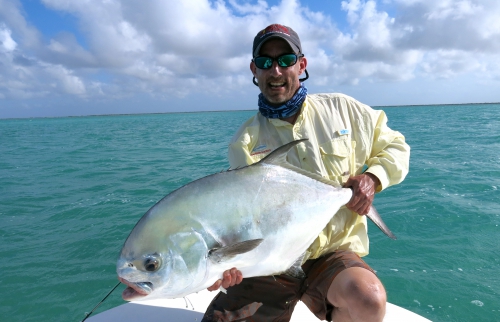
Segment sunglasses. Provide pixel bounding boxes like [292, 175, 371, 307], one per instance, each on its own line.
[253, 53, 303, 69]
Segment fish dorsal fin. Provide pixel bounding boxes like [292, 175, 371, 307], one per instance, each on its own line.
[258, 139, 343, 189]
[208, 239, 264, 263]
[258, 139, 307, 166]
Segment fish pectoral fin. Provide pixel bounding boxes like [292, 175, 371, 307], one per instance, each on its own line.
[208, 239, 264, 263]
[283, 252, 306, 279]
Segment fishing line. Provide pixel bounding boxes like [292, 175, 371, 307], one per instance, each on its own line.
[183, 296, 194, 310]
[81, 282, 121, 322]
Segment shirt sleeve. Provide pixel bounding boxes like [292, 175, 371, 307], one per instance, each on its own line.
[364, 109, 410, 192]
[228, 134, 254, 169]
[227, 116, 261, 169]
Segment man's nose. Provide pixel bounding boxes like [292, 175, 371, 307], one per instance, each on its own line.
[269, 62, 283, 76]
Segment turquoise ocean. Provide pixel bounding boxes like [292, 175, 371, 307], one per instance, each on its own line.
[1, 104, 499, 322]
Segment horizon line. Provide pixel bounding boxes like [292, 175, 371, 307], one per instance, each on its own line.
[1, 101, 499, 121]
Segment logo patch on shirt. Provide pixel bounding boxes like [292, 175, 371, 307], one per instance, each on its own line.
[338, 129, 350, 135]
[251, 144, 271, 156]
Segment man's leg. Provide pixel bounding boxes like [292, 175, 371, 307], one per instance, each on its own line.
[300, 250, 385, 322]
[202, 275, 302, 322]
[327, 267, 386, 322]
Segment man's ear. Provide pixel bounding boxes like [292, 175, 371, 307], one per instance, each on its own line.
[299, 56, 307, 74]
[250, 61, 257, 76]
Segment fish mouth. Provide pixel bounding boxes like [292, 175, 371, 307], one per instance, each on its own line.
[119, 277, 153, 301]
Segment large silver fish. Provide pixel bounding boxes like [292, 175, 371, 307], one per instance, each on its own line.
[117, 140, 395, 301]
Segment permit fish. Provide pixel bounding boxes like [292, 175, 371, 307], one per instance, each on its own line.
[117, 139, 395, 301]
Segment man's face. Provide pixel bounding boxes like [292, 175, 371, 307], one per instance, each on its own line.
[250, 38, 307, 105]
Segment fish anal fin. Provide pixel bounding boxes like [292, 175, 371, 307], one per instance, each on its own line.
[283, 252, 307, 279]
[208, 239, 264, 263]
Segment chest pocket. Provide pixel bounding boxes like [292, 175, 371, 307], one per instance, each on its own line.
[319, 137, 353, 181]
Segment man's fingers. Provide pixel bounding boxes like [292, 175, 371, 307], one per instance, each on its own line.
[346, 192, 361, 209]
[224, 268, 243, 288]
[207, 268, 243, 291]
[221, 268, 242, 288]
[229, 268, 237, 285]
[344, 174, 378, 215]
[347, 197, 370, 215]
[235, 270, 243, 284]
[346, 194, 371, 215]
[221, 270, 232, 289]
[358, 203, 370, 216]
[207, 279, 222, 292]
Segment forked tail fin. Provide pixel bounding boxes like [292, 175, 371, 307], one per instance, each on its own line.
[366, 206, 397, 240]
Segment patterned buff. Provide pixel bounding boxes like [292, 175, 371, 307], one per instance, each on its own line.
[258, 83, 308, 119]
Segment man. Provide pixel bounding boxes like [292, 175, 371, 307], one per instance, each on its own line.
[202, 24, 410, 322]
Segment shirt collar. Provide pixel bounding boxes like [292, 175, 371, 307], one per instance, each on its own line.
[268, 100, 308, 127]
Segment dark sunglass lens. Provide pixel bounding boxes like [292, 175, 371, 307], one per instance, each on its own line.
[255, 57, 273, 69]
[278, 54, 297, 67]
[255, 54, 298, 69]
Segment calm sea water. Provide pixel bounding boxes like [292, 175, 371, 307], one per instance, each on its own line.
[1, 104, 499, 322]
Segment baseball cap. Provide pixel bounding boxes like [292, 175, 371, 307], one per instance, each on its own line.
[252, 24, 302, 57]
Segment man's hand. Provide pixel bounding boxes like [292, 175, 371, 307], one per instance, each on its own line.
[207, 267, 243, 292]
[344, 173, 380, 215]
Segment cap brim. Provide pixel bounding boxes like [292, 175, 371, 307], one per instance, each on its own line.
[253, 35, 300, 57]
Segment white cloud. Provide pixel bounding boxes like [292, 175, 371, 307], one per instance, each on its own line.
[45, 64, 87, 96]
[1, 0, 500, 117]
[392, 0, 500, 51]
[423, 0, 482, 20]
[228, 0, 269, 14]
[0, 25, 17, 52]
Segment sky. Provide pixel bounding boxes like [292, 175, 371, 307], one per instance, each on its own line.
[1, 0, 499, 118]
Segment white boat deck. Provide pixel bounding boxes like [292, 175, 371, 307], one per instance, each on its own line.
[88, 290, 431, 321]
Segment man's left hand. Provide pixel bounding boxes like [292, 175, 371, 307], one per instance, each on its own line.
[207, 267, 242, 292]
[344, 173, 380, 215]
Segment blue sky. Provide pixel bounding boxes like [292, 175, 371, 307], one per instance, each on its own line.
[1, 0, 499, 118]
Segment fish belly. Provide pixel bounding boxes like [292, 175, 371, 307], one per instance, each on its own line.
[203, 164, 352, 278]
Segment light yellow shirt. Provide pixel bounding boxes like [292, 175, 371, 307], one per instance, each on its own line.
[228, 93, 410, 258]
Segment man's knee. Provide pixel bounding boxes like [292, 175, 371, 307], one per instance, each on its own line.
[343, 277, 386, 312]
[328, 267, 386, 320]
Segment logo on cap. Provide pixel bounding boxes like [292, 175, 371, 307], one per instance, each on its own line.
[259, 24, 290, 38]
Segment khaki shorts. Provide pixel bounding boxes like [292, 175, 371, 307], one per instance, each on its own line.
[201, 250, 376, 322]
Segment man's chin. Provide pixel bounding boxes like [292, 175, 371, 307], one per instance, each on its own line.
[263, 93, 289, 105]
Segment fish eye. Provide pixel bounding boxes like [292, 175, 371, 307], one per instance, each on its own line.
[144, 255, 161, 272]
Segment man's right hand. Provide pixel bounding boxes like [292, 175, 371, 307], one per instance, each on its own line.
[344, 173, 380, 215]
[207, 267, 243, 291]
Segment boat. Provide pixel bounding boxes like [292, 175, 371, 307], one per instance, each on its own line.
[87, 289, 431, 321]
